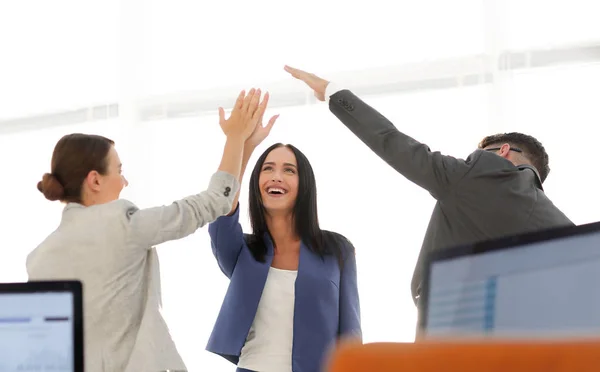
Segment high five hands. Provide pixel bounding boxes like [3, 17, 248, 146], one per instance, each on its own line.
[219, 88, 265, 141]
[246, 92, 279, 150]
[219, 89, 279, 149]
[218, 66, 328, 144]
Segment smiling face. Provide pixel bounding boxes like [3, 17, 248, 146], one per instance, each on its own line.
[258, 146, 299, 215]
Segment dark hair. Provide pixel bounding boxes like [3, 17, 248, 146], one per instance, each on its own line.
[37, 133, 115, 203]
[246, 143, 352, 268]
[479, 132, 550, 182]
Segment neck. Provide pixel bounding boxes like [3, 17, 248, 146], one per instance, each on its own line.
[80, 195, 95, 207]
[265, 212, 300, 250]
[508, 153, 530, 168]
[80, 191, 109, 207]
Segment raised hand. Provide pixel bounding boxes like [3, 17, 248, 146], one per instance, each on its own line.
[218, 88, 266, 140]
[284, 65, 329, 101]
[246, 92, 279, 149]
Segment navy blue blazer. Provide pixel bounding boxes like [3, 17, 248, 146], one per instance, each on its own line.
[205, 204, 361, 372]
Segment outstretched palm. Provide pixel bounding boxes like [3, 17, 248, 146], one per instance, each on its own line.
[284, 65, 329, 101]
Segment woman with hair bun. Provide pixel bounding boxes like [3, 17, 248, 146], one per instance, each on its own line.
[27, 89, 272, 372]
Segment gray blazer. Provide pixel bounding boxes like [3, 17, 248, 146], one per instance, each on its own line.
[27, 171, 239, 372]
[328, 89, 573, 303]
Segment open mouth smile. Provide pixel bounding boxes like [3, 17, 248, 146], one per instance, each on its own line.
[266, 187, 288, 197]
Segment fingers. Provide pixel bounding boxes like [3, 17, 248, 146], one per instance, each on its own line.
[247, 88, 262, 116]
[241, 88, 256, 113]
[284, 65, 301, 78]
[218, 107, 225, 122]
[284, 65, 312, 81]
[253, 92, 270, 121]
[233, 90, 245, 111]
[265, 114, 279, 132]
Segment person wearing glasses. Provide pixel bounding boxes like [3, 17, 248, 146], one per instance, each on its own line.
[283, 65, 573, 329]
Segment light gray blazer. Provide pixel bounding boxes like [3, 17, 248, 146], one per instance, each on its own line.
[27, 171, 240, 372]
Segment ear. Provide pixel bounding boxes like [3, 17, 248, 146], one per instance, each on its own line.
[85, 170, 102, 192]
[498, 143, 511, 159]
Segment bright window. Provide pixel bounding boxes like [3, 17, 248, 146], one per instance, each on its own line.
[495, 63, 600, 224]
[0, 1, 119, 119]
[143, 0, 485, 95]
[504, 0, 600, 49]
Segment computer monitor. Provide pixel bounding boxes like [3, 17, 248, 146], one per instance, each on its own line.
[420, 221, 600, 338]
[0, 280, 83, 371]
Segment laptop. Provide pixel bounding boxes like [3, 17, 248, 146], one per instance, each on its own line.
[0, 280, 83, 371]
[419, 221, 600, 338]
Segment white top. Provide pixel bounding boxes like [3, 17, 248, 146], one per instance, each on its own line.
[26, 171, 239, 372]
[238, 267, 298, 372]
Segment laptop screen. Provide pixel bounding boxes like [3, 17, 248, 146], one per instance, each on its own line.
[0, 290, 76, 371]
[424, 227, 600, 338]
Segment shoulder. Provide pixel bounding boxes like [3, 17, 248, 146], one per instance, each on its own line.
[322, 230, 356, 256]
[467, 149, 513, 167]
[61, 200, 139, 222]
[463, 149, 486, 164]
[27, 233, 57, 272]
[465, 149, 520, 175]
[112, 198, 138, 209]
[459, 149, 510, 181]
[89, 199, 141, 225]
[108, 199, 140, 216]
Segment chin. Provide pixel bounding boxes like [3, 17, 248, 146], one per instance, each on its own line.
[264, 203, 293, 215]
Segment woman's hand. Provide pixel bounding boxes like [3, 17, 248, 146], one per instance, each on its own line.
[245, 92, 279, 149]
[219, 88, 267, 141]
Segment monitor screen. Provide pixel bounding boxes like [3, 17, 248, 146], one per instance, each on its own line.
[425, 229, 600, 338]
[0, 291, 75, 371]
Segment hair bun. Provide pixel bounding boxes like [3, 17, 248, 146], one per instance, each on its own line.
[37, 173, 65, 201]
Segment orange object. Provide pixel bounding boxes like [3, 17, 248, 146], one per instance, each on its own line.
[326, 340, 600, 371]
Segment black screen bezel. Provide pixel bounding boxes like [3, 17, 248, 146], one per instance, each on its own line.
[0, 280, 84, 371]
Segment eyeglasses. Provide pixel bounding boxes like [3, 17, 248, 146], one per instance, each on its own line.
[484, 147, 523, 153]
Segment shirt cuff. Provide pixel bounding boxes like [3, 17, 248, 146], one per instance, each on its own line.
[325, 82, 343, 103]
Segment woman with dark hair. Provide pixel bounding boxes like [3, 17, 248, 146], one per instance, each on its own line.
[27, 89, 269, 372]
[206, 115, 362, 372]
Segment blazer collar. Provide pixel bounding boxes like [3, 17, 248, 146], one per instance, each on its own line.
[63, 202, 85, 212]
[59, 203, 86, 224]
[517, 164, 544, 191]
